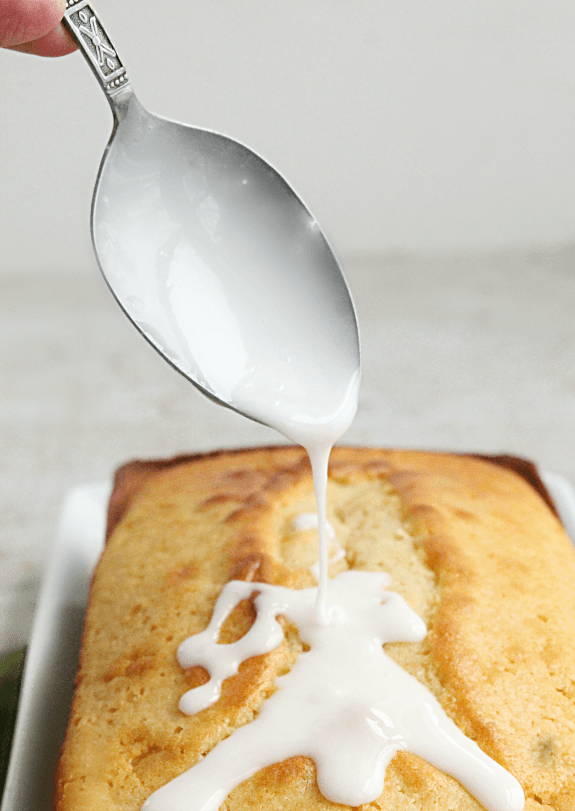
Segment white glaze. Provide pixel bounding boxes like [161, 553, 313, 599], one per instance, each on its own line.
[143, 572, 524, 811]
[292, 513, 345, 579]
[93, 98, 361, 452]
[292, 513, 336, 538]
[103, 99, 523, 811]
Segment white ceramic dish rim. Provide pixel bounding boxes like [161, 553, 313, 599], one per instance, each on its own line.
[2, 470, 575, 811]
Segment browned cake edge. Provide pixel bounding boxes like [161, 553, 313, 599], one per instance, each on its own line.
[105, 446, 558, 542]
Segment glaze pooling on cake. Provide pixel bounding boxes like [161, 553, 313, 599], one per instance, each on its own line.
[144, 571, 524, 811]
[292, 512, 345, 578]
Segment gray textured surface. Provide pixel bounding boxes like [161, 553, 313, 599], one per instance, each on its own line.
[1, 248, 574, 653]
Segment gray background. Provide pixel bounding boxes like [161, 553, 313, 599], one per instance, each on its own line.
[3, 0, 575, 267]
[1, 0, 575, 652]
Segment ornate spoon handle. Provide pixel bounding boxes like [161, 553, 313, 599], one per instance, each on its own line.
[63, 0, 133, 119]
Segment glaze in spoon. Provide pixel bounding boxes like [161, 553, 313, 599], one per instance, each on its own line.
[63, 1, 360, 440]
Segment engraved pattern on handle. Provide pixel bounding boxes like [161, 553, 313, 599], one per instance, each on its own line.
[64, 0, 130, 97]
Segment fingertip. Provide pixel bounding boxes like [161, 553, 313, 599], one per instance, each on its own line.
[0, 0, 66, 47]
[9, 22, 77, 56]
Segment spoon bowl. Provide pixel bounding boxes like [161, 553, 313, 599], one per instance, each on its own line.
[64, 2, 360, 440]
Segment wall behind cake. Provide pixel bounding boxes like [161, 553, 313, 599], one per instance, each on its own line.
[2, 0, 575, 274]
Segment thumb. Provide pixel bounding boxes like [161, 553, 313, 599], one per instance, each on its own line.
[0, 0, 66, 47]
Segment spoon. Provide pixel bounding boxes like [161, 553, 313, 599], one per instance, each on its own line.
[63, 1, 360, 443]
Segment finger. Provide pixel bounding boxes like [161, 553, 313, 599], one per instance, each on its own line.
[9, 20, 77, 56]
[0, 0, 66, 47]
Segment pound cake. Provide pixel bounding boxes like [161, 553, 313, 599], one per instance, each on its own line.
[55, 447, 575, 811]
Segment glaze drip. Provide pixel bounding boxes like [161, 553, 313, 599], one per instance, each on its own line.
[143, 571, 524, 811]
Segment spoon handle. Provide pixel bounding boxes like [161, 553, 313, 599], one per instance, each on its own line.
[63, 0, 133, 120]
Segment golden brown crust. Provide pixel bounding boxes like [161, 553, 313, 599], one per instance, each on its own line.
[105, 448, 558, 541]
[56, 447, 575, 811]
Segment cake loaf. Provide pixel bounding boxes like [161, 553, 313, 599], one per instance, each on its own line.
[55, 447, 575, 811]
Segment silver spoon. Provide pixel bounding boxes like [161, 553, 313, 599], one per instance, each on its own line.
[63, 1, 360, 435]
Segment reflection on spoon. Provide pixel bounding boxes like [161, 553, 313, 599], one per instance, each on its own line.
[91, 96, 360, 441]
